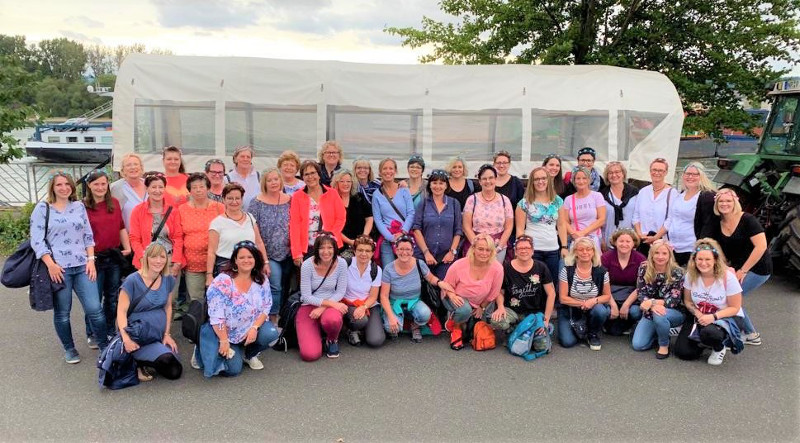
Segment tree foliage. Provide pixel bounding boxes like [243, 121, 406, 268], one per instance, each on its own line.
[387, 0, 800, 134]
[0, 56, 38, 162]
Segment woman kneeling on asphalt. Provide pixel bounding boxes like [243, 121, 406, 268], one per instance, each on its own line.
[117, 241, 181, 382]
[296, 233, 349, 361]
[489, 235, 555, 334]
[557, 236, 611, 351]
[442, 233, 504, 350]
[380, 235, 453, 343]
[197, 240, 279, 377]
[630, 239, 685, 359]
[674, 238, 746, 366]
[343, 236, 385, 348]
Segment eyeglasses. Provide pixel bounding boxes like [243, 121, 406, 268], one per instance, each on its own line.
[532, 177, 548, 183]
[323, 151, 339, 156]
[683, 172, 700, 177]
[205, 159, 226, 171]
[207, 170, 225, 176]
[408, 164, 423, 170]
[578, 157, 595, 164]
[494, 160, 510, 166]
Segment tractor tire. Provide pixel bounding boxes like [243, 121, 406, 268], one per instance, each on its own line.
[774, 204, 800, 275]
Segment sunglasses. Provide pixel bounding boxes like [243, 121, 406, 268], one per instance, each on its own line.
[234, 240, 256, 249]
[428, 169, 449, 180]
[50, 170, 73, 180]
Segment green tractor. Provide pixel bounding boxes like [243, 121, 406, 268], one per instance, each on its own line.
[714, 78, 800, 274]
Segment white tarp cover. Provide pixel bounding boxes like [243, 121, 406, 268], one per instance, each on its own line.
[114, 54, 683, 182]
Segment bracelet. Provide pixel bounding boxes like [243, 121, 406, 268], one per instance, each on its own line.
[87, 256, 96, 261]
[712, 313, 718, 320]
[422, 248, 429, 255]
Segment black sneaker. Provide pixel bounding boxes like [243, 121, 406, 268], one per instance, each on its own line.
[588, 333, 601, 351]
[347, 331, 362, 347]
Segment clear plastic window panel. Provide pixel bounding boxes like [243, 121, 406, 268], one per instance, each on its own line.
[134, 100, 215, 155]
[225, 103, 317, 158]
[531, 109, 609, 161]
[327, 106, 422, 160]
[432, 109, 522, 161]
[617, 111, 667, 159]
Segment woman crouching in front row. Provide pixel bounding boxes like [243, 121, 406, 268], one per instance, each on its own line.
[673, 238, 746, 366]
[197, 240, 279, 377]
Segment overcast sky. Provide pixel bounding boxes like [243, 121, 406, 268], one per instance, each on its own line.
[1, 0, 798, 75]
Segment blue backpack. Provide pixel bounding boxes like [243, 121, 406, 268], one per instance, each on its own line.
[507, 312, 551, 361]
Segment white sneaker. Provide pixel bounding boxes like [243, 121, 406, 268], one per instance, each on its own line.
[244, 355, 264, 370]
[707, 347, 727, 366]
[744, 332, 762, 346]
[190, 346, 200, 370]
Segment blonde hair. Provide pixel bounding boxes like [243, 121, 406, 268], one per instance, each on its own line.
[277, 150, 301, 171]
[378, 158, 397, 182]
[523, 166, 556, 205]
[713, 188, 743, 217]
[119, 153, 144, 179]
[643, 239, 680, 285]
[565, 237, 601, 266]
[467, 234, 497, 263]
[259, 167, 283, 194]
[352, 158, 374, 183]
[680, 162, 715, 192]
[650, 158, 669, 170]
[318, 140, 343, 163]
[445, 157, 469, 177]
[46, 173, 78, 203]
[686, 238, 729, 284]
[140, 242, 171, 277]
[331, 169, 357, 196]
[603, 161, 628, 183]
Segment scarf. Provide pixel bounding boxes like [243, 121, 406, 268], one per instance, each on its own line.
[602, 182, 639, 227]
[569, 167, 603, 191]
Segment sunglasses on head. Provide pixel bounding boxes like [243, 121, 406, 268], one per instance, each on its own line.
[234, 240, 256, 249]
[428, 169, 449, 180]
[50, 170, 73, 180]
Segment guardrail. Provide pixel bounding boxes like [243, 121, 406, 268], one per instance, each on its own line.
[0, 162, 102, 206]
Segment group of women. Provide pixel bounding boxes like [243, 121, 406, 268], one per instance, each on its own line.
[29, 143, 770, 385]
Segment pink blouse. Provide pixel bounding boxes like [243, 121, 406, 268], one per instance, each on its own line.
[443, 257, 504, 307]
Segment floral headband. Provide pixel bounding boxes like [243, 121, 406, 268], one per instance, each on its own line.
[694, 243, 719, 257]
[714, 188, 739, 201]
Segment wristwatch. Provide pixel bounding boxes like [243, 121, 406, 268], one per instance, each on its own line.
[451, 248, 458, 255]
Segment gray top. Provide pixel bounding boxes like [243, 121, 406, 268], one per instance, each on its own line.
[300, 256, 348, 306]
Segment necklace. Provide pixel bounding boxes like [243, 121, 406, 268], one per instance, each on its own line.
[226, 211, 246, 222]
[653, 184, 667, 194]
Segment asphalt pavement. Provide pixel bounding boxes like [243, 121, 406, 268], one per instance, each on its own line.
[0, 275, 797, 442]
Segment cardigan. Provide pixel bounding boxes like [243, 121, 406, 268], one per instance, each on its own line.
[129, 199, 185, 269]
[289, 185, 346, 259]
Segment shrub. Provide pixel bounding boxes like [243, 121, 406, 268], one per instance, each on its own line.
[0, 203, 34, 255]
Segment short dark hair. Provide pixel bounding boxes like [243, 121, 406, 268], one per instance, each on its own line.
[143, 171, 167, 187]
[300, 160, 322, 178]
[186, 172, 211, 191]
[312, 231, 339, 265]
[477, 164, 497, 179]
[425, 171, 450, 195]
[222, 182, 245, 199]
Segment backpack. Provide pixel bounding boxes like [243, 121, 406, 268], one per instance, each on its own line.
[273, 291, 302, 351]
[181, 298, 208, 344]
[470, 321, 496, 351]
[343, 257, 379, 281]
[507, 312, 551, 361]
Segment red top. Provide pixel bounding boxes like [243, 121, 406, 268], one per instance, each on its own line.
[165, 174, 189, 206]
[129, 198, 184, 269]
[288, 186, 345, 259]
[85, 198, 125, 253]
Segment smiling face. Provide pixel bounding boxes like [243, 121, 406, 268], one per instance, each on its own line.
[532, 169, 549, 193]
[429, 178, 447, 197]
[162, 151, 182, 174]
[88, 176, 108, 200]
[472, 238, 493, 264]
[302, 165, 320, 188]
[189, 178, 208, 202]
[652, 244, 671, 268]
[650, 161, 668, 183]
[234, 247, 255, 274]
[336, 173, 353, 195]
[682, 166, 700, 190]
[575, 242, 596, 264]
[694, 250, 716, 275]
[573, 170, 590, 191]
[607, 164, 625, 185]
[265, 171, 282, 193]
[280, 160, 298, 180]
[147, 251, 167, 274]
[544, 158, 561, 177]
[478, 168, 496, 192]
[235, 149, 253, 168]
[514, 239, 533, 261]
[715, 193, 736, 215]
[380, 160, 397, 183]
[577, 154, 595, 169]
[354, 162, 371, 182]
[449, 161, 465, 179]
[395, 240, 415, 264]
[407, 162, 423, 179]
[122, 157, 143, 180]
[206, 163, 225, 186]
[317, 242, 335, 263]
[223, 189, 243, 211]
[355, 243, 374, 266]
[53, 176, 74, 200]
[146, 179, 165, 203]
[615, 234, 634, 255]
[322, 146, 340, 167]
[493, 154, 510, 176]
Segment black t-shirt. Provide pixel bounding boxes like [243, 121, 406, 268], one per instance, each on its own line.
[342, 193, 372, 241]
[495, 175, 525, 208]
[502, 259, 553, 315]
[446, 179, 481, 210]
[713, 213, 772, 275]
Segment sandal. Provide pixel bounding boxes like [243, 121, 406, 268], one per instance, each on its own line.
[137, 367, 154, 382]
[450, 328, 464, 350]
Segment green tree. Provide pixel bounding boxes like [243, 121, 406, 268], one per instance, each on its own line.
[387, 0, 800, 135]
[0, 56, 38, 162]
[35, 38, 87, 81]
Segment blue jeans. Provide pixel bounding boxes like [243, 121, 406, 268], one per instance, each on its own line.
[739, 272, 769, 334]
[533, 249, 561, 289]
[382, 299, 431, 331]
[197, 322, 280, 378]
[86, 261, 121, 339]
[54, 265, 108, 351]
[380, 240, 396, 267]
[268, 258, 293, 315]
[557, 304, 610, 348]
[442, 296, 474, 324]
[631, 308, 685, 349]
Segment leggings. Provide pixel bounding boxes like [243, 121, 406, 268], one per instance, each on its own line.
[673, 316, 740, 359]
[137, 353, 183, 380]
[295, 305, 343, 362]
[345, 305, 386, 347]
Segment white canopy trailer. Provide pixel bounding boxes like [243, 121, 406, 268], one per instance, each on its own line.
[113, 54, 683, 183]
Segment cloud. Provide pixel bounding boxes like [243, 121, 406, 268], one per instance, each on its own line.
[59, 30, 103, 44]
[66, 15, 105, 28]
[151, 0, 266, 29]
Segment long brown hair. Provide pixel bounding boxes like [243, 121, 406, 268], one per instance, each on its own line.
[82, 170, 114, 213]
[523, 166, 556, 205]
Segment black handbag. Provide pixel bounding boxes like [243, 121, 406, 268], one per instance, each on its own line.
[2, 203, 51, 288]
[416, 259, 441, 310]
